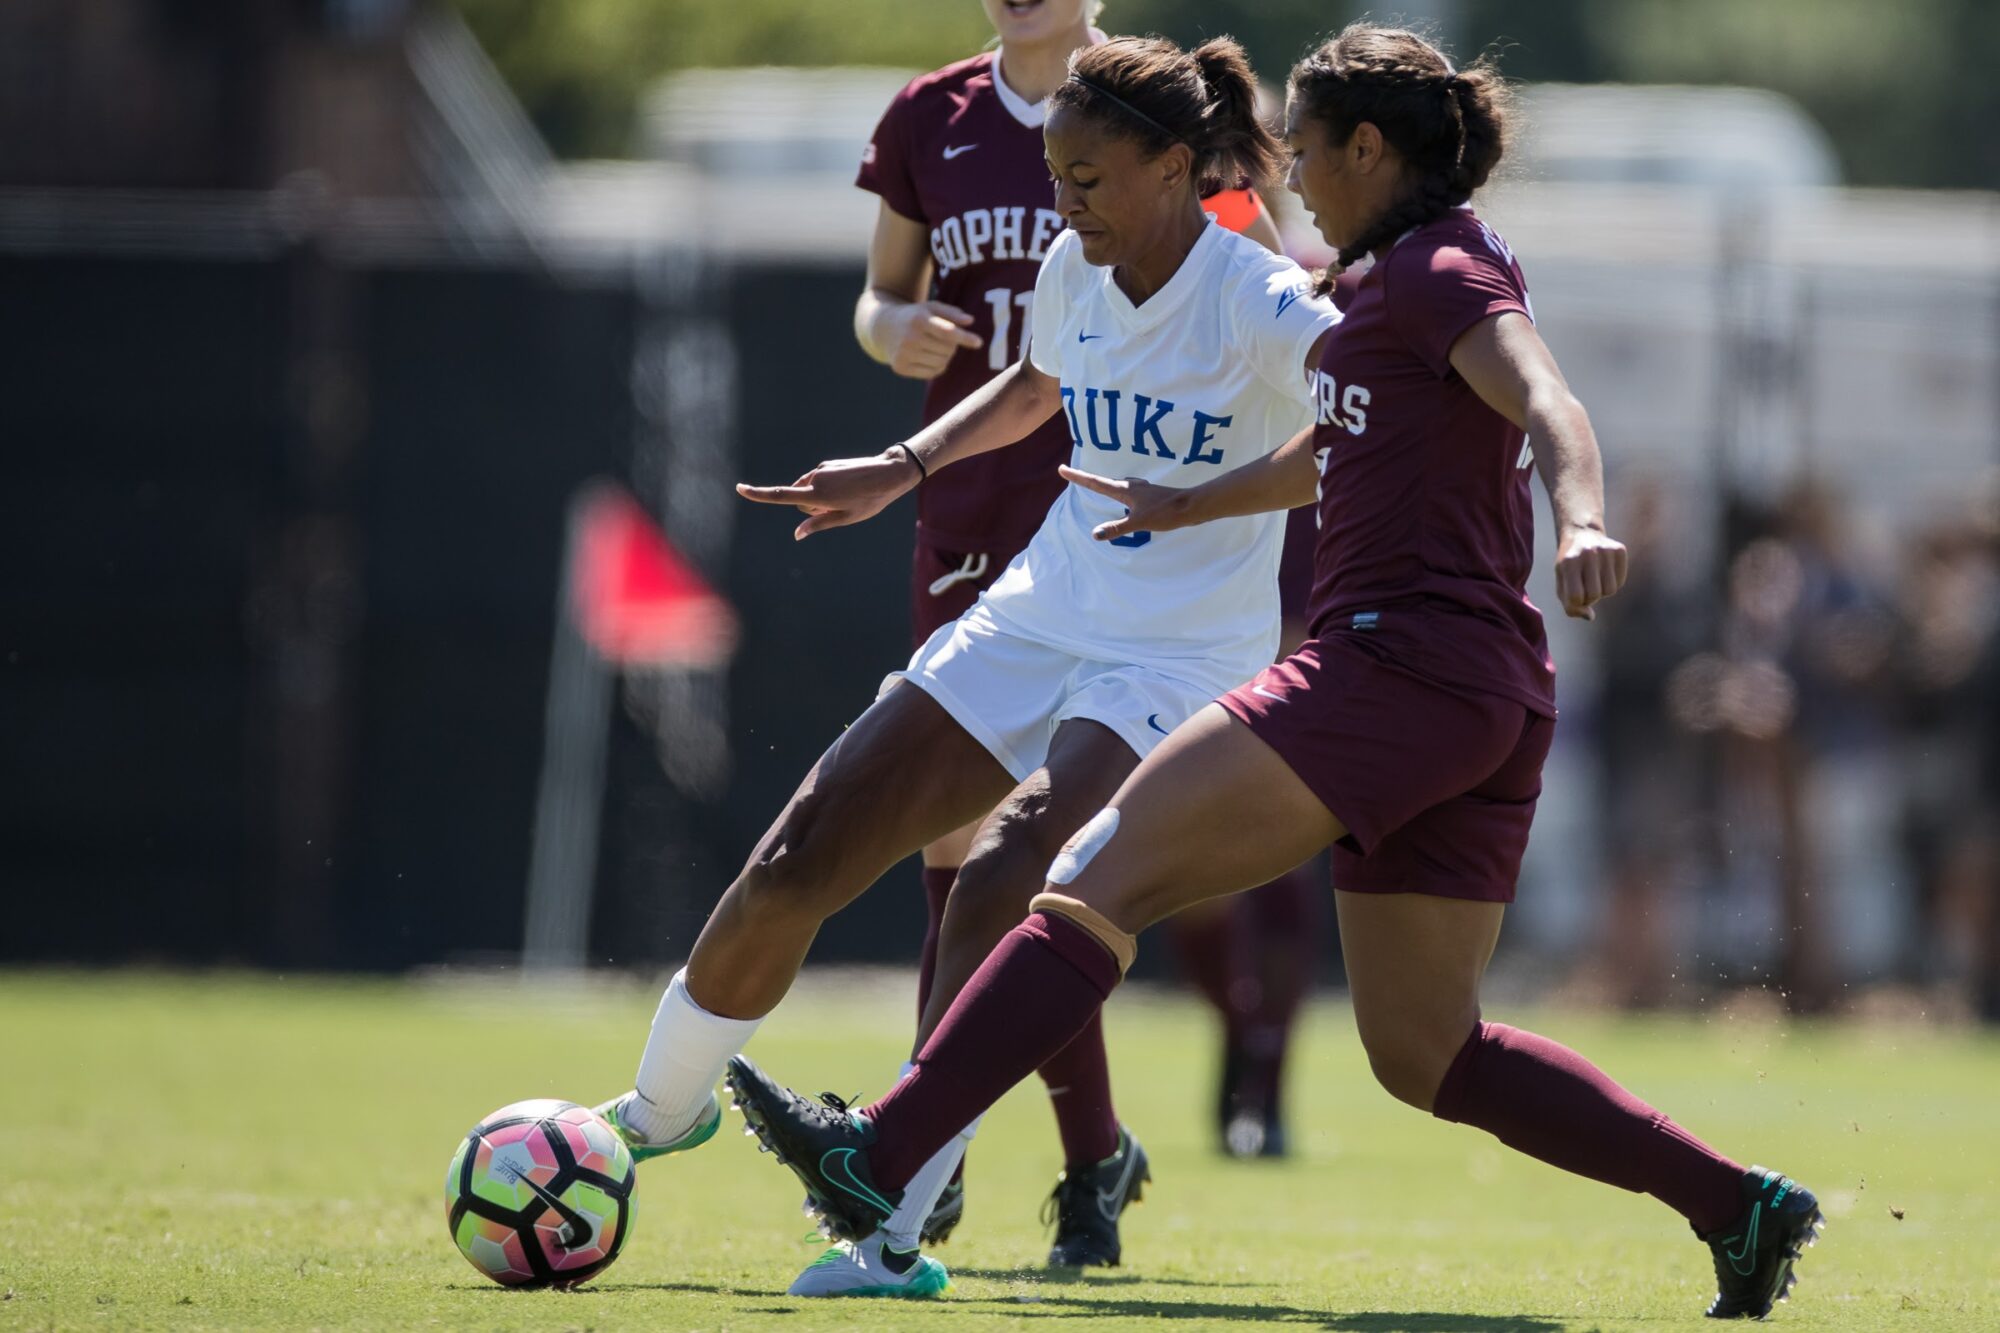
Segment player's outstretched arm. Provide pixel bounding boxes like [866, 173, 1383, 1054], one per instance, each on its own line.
[737, 357, 1062, 540]
[1449, 311, 1629, 620]
[1059, 426, 1321, 542]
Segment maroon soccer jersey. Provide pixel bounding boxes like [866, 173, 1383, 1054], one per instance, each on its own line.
[858, 54, 1073, 550]
[1305, 209, 1556, 716]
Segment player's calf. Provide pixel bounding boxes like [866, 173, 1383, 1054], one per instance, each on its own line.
[926, 805, 1072, 1019]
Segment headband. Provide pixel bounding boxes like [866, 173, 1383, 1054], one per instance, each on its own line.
[1071, 75, 1183, 143]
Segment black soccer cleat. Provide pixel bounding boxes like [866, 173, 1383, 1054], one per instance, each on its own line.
[724, 1055, 902, 1242]
[1702, 1166, 1824, 1319]
[921, 1173, 966, 1245]
[1043, 1125, 1150, 1268]
[1216, 1034, 1290, 1159]
[1221, 1104, 1289, 1160]
[801, 1169, 961, 1246]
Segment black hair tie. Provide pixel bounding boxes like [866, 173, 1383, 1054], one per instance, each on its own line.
[1071, 75, 1184, 144]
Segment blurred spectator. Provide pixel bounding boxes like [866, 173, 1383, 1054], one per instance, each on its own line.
[1659, 483, 1895, 1012]
[1579, 477, 1708, 1007]
[1893, 483, 2000, 1018]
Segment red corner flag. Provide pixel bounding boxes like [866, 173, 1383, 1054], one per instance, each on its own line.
[570, 483, 738, 668]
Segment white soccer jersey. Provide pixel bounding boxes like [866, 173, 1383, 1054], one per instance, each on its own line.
[976, 221, 1339, 688]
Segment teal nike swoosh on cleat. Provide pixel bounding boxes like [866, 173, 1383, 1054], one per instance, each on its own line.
[595, 1092, 721, 1163]
[821, 1147, 898, 1216]
[1724, 1203, 1761, 1276]
[724, 1055, 901, 1241]
[1703, 1166, 1822, 1319]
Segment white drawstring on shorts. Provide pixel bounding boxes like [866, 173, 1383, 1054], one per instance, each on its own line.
[928, 552, 990, 596]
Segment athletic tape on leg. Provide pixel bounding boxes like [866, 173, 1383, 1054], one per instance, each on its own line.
[1049, 808, 1119, 884]
[1030, 892, 1138, 976]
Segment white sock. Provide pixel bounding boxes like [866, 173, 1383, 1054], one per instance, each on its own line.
[626, 967, 762, 1143]
[881, 1110, 983, 1250]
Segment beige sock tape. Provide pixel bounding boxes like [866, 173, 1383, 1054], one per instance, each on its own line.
[1030, 892, 1138, 976]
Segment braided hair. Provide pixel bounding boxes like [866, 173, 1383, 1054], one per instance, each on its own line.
[1289, 24, 1510, 273]
[1051, 35, 1283, 197]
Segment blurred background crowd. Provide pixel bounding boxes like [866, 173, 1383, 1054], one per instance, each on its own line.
[4, 0, 1997, 1019]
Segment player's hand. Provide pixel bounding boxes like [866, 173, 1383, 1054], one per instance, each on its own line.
[881, 301, 983, 380]
[1058, 465, 1197, 542]
[736, 449, 920, 540]
[1553, 524, 1629, 620]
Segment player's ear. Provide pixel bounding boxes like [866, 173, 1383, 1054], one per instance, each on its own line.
[1351, 122, 1384, 174]
[1156, 141, 1193, 194]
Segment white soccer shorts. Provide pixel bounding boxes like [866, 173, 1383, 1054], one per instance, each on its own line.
[885, 602, 1229, 781]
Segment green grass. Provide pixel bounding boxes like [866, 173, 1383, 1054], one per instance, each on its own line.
[2, 971, 1995, 1331]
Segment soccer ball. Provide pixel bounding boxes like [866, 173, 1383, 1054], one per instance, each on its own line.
[444, 1099, 636, 1287]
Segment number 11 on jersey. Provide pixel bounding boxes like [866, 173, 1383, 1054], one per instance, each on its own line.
[984, 288, 1036, 370]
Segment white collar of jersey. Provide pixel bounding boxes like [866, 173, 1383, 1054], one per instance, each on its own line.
[1096, 218, 1224, 332]
[991, 27, 1109, 128]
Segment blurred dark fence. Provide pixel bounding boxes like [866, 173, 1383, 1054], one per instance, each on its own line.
[0, 232, 932, 971]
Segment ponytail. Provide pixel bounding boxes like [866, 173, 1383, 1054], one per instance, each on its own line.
[1055, 35, 1281, 195]
[1190, 38, 1282, 194]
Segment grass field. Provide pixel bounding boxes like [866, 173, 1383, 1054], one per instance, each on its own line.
[3, 971, 1995, 1331]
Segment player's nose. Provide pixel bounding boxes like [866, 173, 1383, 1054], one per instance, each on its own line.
[1052, 178, 1086, 219]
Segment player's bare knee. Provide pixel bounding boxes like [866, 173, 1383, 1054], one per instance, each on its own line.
[1042, 806, 1157, 932]
[1362, 1042, 1437, 1110]
[944, 824, 1052, 947]
[735, 802, 850, 920]
[1357, 1024, 1458, 1111]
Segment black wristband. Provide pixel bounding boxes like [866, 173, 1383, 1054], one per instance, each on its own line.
[893, 441, 928, 481]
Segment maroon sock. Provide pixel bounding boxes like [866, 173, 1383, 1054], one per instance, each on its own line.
[866, 910, 1122, 1191]
[1433, 1021, 1746, 1234]
[915, 866, 955, 1024]
[1235, 865, 1323, 1106]
[1170, 913, 1240, 1020]
[1035, 1010, 1120, 1167]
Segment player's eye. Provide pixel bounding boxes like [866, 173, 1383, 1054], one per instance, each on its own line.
[1074, 178, 1099, 191]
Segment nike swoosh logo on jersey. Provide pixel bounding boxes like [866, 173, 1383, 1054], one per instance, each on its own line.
[1078, 332, 1104, 343]
[1095, 1146, 1142, 1221]
[942, 143, 978, 160]
[1146, 713, 1169, 736]
[1276, 282, 1310, 319]
[1251, 684, 1284, 702]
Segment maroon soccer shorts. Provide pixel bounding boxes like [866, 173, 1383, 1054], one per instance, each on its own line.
[910, 535, 1026, 647]
[1218, 631, 1555, 903]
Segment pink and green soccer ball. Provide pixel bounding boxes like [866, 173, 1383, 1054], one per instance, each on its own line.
[444, 1099, 636, 1287]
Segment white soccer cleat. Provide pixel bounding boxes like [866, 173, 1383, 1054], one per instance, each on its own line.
[785, 1230, 952, 1299]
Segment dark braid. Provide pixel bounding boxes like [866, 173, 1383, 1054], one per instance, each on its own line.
[1289, 24, 1511, 274]
[1052, 35, 1282, 197]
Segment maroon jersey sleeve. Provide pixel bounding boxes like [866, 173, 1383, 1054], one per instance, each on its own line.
[1384, 231, 1530, 377]
[851, 56, 1073, 551]
[856, 82, 924, 222]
